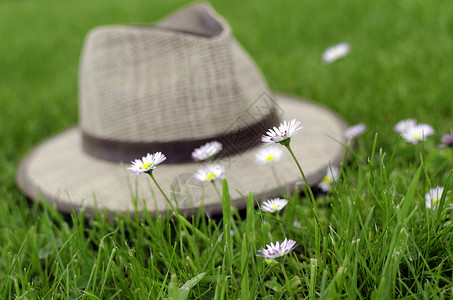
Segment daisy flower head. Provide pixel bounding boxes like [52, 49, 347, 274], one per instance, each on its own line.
[261, 198, 288, 213]
[401, 124, 435, 144]
[344, 123, 367, 139]
[425, 186, 446, 210]
[257, 238, 298, 259]
[318, 166, 340, 192]
[191, 141, 223, 162]
[128, 152, 166, 176]
[393, 118, 417, 134]
[439, 131, 453, 148]
[194, 164, 225, 182]
[293, 220, 301, 228]
[254, 146, 283, 165]
[261, 119, 303, 146]
[322, 42, 350, 63]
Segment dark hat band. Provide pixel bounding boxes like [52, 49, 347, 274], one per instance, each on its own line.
[82, 109, 279, 164]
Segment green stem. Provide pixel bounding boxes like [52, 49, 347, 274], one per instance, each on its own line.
[275, 214, 286, 236]
[284, 143, 320, 258]
[270, 165, 284, 192]
[149, 172, 178, 212]
[284, 144, 317, 211]
[279, 262, 294, 299]
[211, 181, 222, 201]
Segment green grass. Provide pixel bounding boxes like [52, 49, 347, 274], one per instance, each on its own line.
[1, 0, 453, 298]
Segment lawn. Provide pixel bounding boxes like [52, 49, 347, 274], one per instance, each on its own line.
[1, 0, 453, 298]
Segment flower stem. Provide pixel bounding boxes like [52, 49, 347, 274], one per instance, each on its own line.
[284, 143, 321, 258]
[279, 262, 294, 298]
[284, 144, 316, 207]
[149, 172, 178, 212]
[275, 214, 286, 236]
[211, 181, 222, 200]
[270, 165, 284, 192]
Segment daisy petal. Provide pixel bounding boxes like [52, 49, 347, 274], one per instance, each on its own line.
[257, 238, 298, 259]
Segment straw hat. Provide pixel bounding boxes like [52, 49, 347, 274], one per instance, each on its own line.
[16, 2, 348, 217]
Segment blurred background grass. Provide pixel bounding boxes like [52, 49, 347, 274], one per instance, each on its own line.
[1, 0, 452, 167]
[1, 0, 453, 296]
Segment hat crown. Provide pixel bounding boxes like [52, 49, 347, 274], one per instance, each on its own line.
[79, 2, 271, 144]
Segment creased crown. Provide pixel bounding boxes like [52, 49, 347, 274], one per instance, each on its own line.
[79, 2, 271, 143]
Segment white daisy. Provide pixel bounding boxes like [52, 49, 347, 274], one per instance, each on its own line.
[254, 146, 283, 165]
[401, 124, 435, 144]
[293, 220, 301, 228]
[439, 132, 453, 148]
[322, 42, 350, 63]
[344, 123, 366, 139]
[393, 118, 417, 134]
[261, 119, 303, 146]
[318, 166, 340, 192]
[261, 198, 288, 213]
[191, 141, 223, 162]
[128, 152, 166, 176]
[194, 164, 225, 182]
[425, 186, 446, 210]
[257, 238, 298, 259]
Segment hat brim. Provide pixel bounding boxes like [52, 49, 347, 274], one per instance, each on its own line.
[16, 94, 348, 217]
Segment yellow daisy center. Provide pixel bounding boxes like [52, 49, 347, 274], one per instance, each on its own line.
[271, 205, 278, 210]
[206, 173, 216, 180]
[322, 176, 331, 184]
[433, 197, 439, 205]
[265, 155, 275, 162]
[141, 162, 153, 169]
[412, 133, 420, 139]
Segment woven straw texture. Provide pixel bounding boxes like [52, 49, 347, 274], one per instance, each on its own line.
[80, 3, 270, 142]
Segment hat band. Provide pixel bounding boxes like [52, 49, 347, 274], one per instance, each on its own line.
[82, 109, 279, 163]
